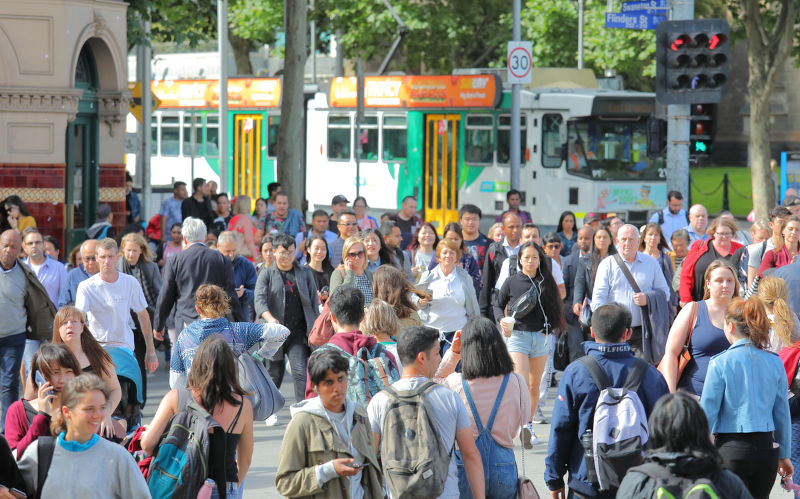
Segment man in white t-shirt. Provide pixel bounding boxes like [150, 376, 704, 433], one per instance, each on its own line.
[76, 238, 159, 373]
[367, 326, 485, 499]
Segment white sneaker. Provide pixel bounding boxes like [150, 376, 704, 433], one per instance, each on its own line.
[521, 423, 533, 450]
[265, 414, 279, 426]
[530, 430, 541, 446]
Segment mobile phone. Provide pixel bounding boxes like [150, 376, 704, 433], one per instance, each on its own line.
[34, 370, 54, 397]
[348, 462, 369, 468]
[9, 488, 27, 499]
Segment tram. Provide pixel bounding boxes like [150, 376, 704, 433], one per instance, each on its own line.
[135, 72, 666, 226]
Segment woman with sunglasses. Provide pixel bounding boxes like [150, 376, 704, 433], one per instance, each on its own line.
[329, 235, 374, 306]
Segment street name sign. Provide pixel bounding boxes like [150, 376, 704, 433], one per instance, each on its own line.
[605, 12, 666, 30]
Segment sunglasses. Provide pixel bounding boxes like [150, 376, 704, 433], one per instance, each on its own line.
[346, 250, 365, 259]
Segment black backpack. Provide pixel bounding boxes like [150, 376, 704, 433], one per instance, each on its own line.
[630, 461, 723, 498]
[147, 388, 227, 499]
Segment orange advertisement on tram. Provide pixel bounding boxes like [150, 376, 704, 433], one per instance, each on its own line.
[152, 78, 282, 108]
[327, 74, 501, 108]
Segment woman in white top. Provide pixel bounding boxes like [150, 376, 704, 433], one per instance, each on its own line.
[758, 275, 800, 352]
[416, 239, 480, 352]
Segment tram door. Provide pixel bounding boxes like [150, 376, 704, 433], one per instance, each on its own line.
[233, 114, 264, 204]
[424, 114, 461, 230]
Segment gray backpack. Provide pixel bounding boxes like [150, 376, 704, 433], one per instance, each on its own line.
[380, 381, 453, 498]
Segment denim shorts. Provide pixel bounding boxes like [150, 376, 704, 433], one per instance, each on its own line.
[506, 330, 549, 358]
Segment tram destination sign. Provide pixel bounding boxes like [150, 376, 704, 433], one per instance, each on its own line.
[605, 12, 666, 30]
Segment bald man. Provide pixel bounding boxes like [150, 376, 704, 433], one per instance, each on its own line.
[58, 239, 100, 307]
[590, 224, 670, 356]
[684, 204, 710, 244]
[0, 230, 26, 430]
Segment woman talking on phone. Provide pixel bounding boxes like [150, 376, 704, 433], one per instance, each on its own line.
[276, 349, 382, 498]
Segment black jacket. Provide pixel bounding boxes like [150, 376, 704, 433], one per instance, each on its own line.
[181, 196, 214, 229]
[479, 241, 511, 321]
[154, 242, 243, 331]
[573, 254, 593, 307]
[254, 263, 319, 335]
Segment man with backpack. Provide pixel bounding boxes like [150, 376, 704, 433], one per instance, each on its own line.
[648, 190, 688, 244]
[305, 286, 400, 404]
[367, 326, 485, 498]
[544, 303, 669, 498]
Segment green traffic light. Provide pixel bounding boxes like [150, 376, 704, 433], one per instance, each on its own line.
[695, 141, 708, 152]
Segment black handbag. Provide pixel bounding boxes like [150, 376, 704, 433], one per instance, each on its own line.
[509, 278, 541, 319]
[553, 332, 570, 371]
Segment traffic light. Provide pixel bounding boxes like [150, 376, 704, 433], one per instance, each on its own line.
[690, 103, 714, 156]
[655, 19, 730, 105]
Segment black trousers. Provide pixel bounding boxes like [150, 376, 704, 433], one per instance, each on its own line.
[267, 330, 310, 403]
[716, 432, 779, 499]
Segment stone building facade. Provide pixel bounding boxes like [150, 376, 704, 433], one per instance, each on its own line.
[0, 0, 129, 251]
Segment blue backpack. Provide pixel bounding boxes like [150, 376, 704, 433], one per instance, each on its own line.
[147, 388, 227, 499]
[317, 342, 400, 407]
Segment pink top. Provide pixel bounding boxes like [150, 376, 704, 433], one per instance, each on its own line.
[437, 351, 530, 448]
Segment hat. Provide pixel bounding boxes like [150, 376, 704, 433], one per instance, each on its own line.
[783, 195, 800, 207]
[331, 195, 349, 205]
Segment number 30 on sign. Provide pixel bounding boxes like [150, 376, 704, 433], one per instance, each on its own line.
[507, 41, 533, 84]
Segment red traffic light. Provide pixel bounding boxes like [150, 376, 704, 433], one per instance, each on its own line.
[670, 34, 691, 51]
[709, 33, 727, 50]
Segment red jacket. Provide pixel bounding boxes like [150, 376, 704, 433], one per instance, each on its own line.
[678, 238, 743, 304]
[4, 399, 51, 458]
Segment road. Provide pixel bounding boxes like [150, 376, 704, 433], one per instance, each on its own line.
[142, 363, 789, 498]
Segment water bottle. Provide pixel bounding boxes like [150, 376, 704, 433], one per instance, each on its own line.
[197, 478, 215, 499]
[581, 430, 598, 486]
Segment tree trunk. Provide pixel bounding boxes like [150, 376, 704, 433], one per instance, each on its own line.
[228, 32, 254, 75]
[740, 0, 797, 219]
[277, 0, 307, 212]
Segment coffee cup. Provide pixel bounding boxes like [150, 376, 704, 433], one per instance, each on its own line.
[500, 317, 515, 337]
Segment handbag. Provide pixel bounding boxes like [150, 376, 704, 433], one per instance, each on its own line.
[656, 301, 698, 383]
[553, 332, 570, 371]
[225, 324, 285, 420]
[579, 297, 592, 328]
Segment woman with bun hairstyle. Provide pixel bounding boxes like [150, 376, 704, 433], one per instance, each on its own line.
[17, 374, 150, 498]
[5, 344, 80, 457]
[700, 296, 793, 499]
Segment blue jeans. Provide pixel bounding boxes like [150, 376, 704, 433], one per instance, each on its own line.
[791, 419, 800, 486]
[0, 332, 26, 432]
[210, 481, 242, 499]
[22, 339, 42, 378]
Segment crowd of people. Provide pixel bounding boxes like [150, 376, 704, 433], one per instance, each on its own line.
[3, 182, 800, 499]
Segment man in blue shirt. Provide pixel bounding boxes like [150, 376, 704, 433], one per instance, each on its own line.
[217, 231, 258, 321]
[159, 181, 187, 244]
[58, 239, 99, 307]
[683, 204, 710, 244]
[648, 190, 689, 245]
[264, 191, 304, 236]
[545, 303, 669, 498]
[21, 228, 66, 305]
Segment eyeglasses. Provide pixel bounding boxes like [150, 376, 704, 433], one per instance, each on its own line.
[714, 232, 733, 238]
[339, 222, 358, 227]
[346, 250, 365, 259]
[274, 251, 292, 259]
[81, 256, 96, 262]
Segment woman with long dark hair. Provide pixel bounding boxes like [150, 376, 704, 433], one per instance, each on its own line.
[144, 335, 254, 499]
[405, 222, 439, 281]
[618, 392, 751, 498]
[438, 317, 530, 499]
[362, 228, 394, 271]
[5, 344, 80, 456]
[0, 195, 36, 233]
[556, 211, 577, 256]
[304, 234, 335, 305]
[700, 296, 792, 498]
[572, 226, 617, 326]
[494, 241, 565, 447]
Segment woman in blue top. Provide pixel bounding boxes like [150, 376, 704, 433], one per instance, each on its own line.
[556, 211, 577, 256]
[700, 296, 793, 499]
[661, 260, 738, 395]
[169, 284, 290, 389]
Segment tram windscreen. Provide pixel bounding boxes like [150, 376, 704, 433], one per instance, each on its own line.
[566, 119, 664, 181]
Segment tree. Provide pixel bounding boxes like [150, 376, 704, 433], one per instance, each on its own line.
[733, 0, 798, 219]
[127, 0, 217, 51]
[277, 0, 307, 212]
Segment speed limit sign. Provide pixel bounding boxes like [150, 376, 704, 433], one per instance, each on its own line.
[507, 41, 533, 84]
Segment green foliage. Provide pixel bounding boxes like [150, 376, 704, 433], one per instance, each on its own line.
[127, 0, 217, 50]
[229, 0, 283, 46]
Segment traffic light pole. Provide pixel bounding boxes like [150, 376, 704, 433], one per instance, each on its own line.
[665, 0, 694, 200]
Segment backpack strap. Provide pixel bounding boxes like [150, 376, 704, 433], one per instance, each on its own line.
[630, 461, 673, 481]
[36, 435, 56, 499]
[577, 355, 612, 392]
[623, 358, 648, 392]
[657, 210, 664, 226]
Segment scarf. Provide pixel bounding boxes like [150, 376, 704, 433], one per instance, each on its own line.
[121, 257, 159, 309]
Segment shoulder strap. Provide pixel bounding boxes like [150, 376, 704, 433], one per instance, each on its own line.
[227, 395, 245, 433]
[484, 374, 510, 432]
[658, 210, 664, 225]
[577, 355, 612, 392]
[36, 436, 56, 499]
[461, 377, 484, 433]
[623, 358, 648, 392]
[683, 301, 700, 350]
[631, 461, 674, 481]
[613, 253, 642, 294]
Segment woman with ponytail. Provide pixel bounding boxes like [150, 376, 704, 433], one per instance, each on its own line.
[700, 296, 793, 499]
[17, 374, 149, 498]
[758, 276, 800, 351]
